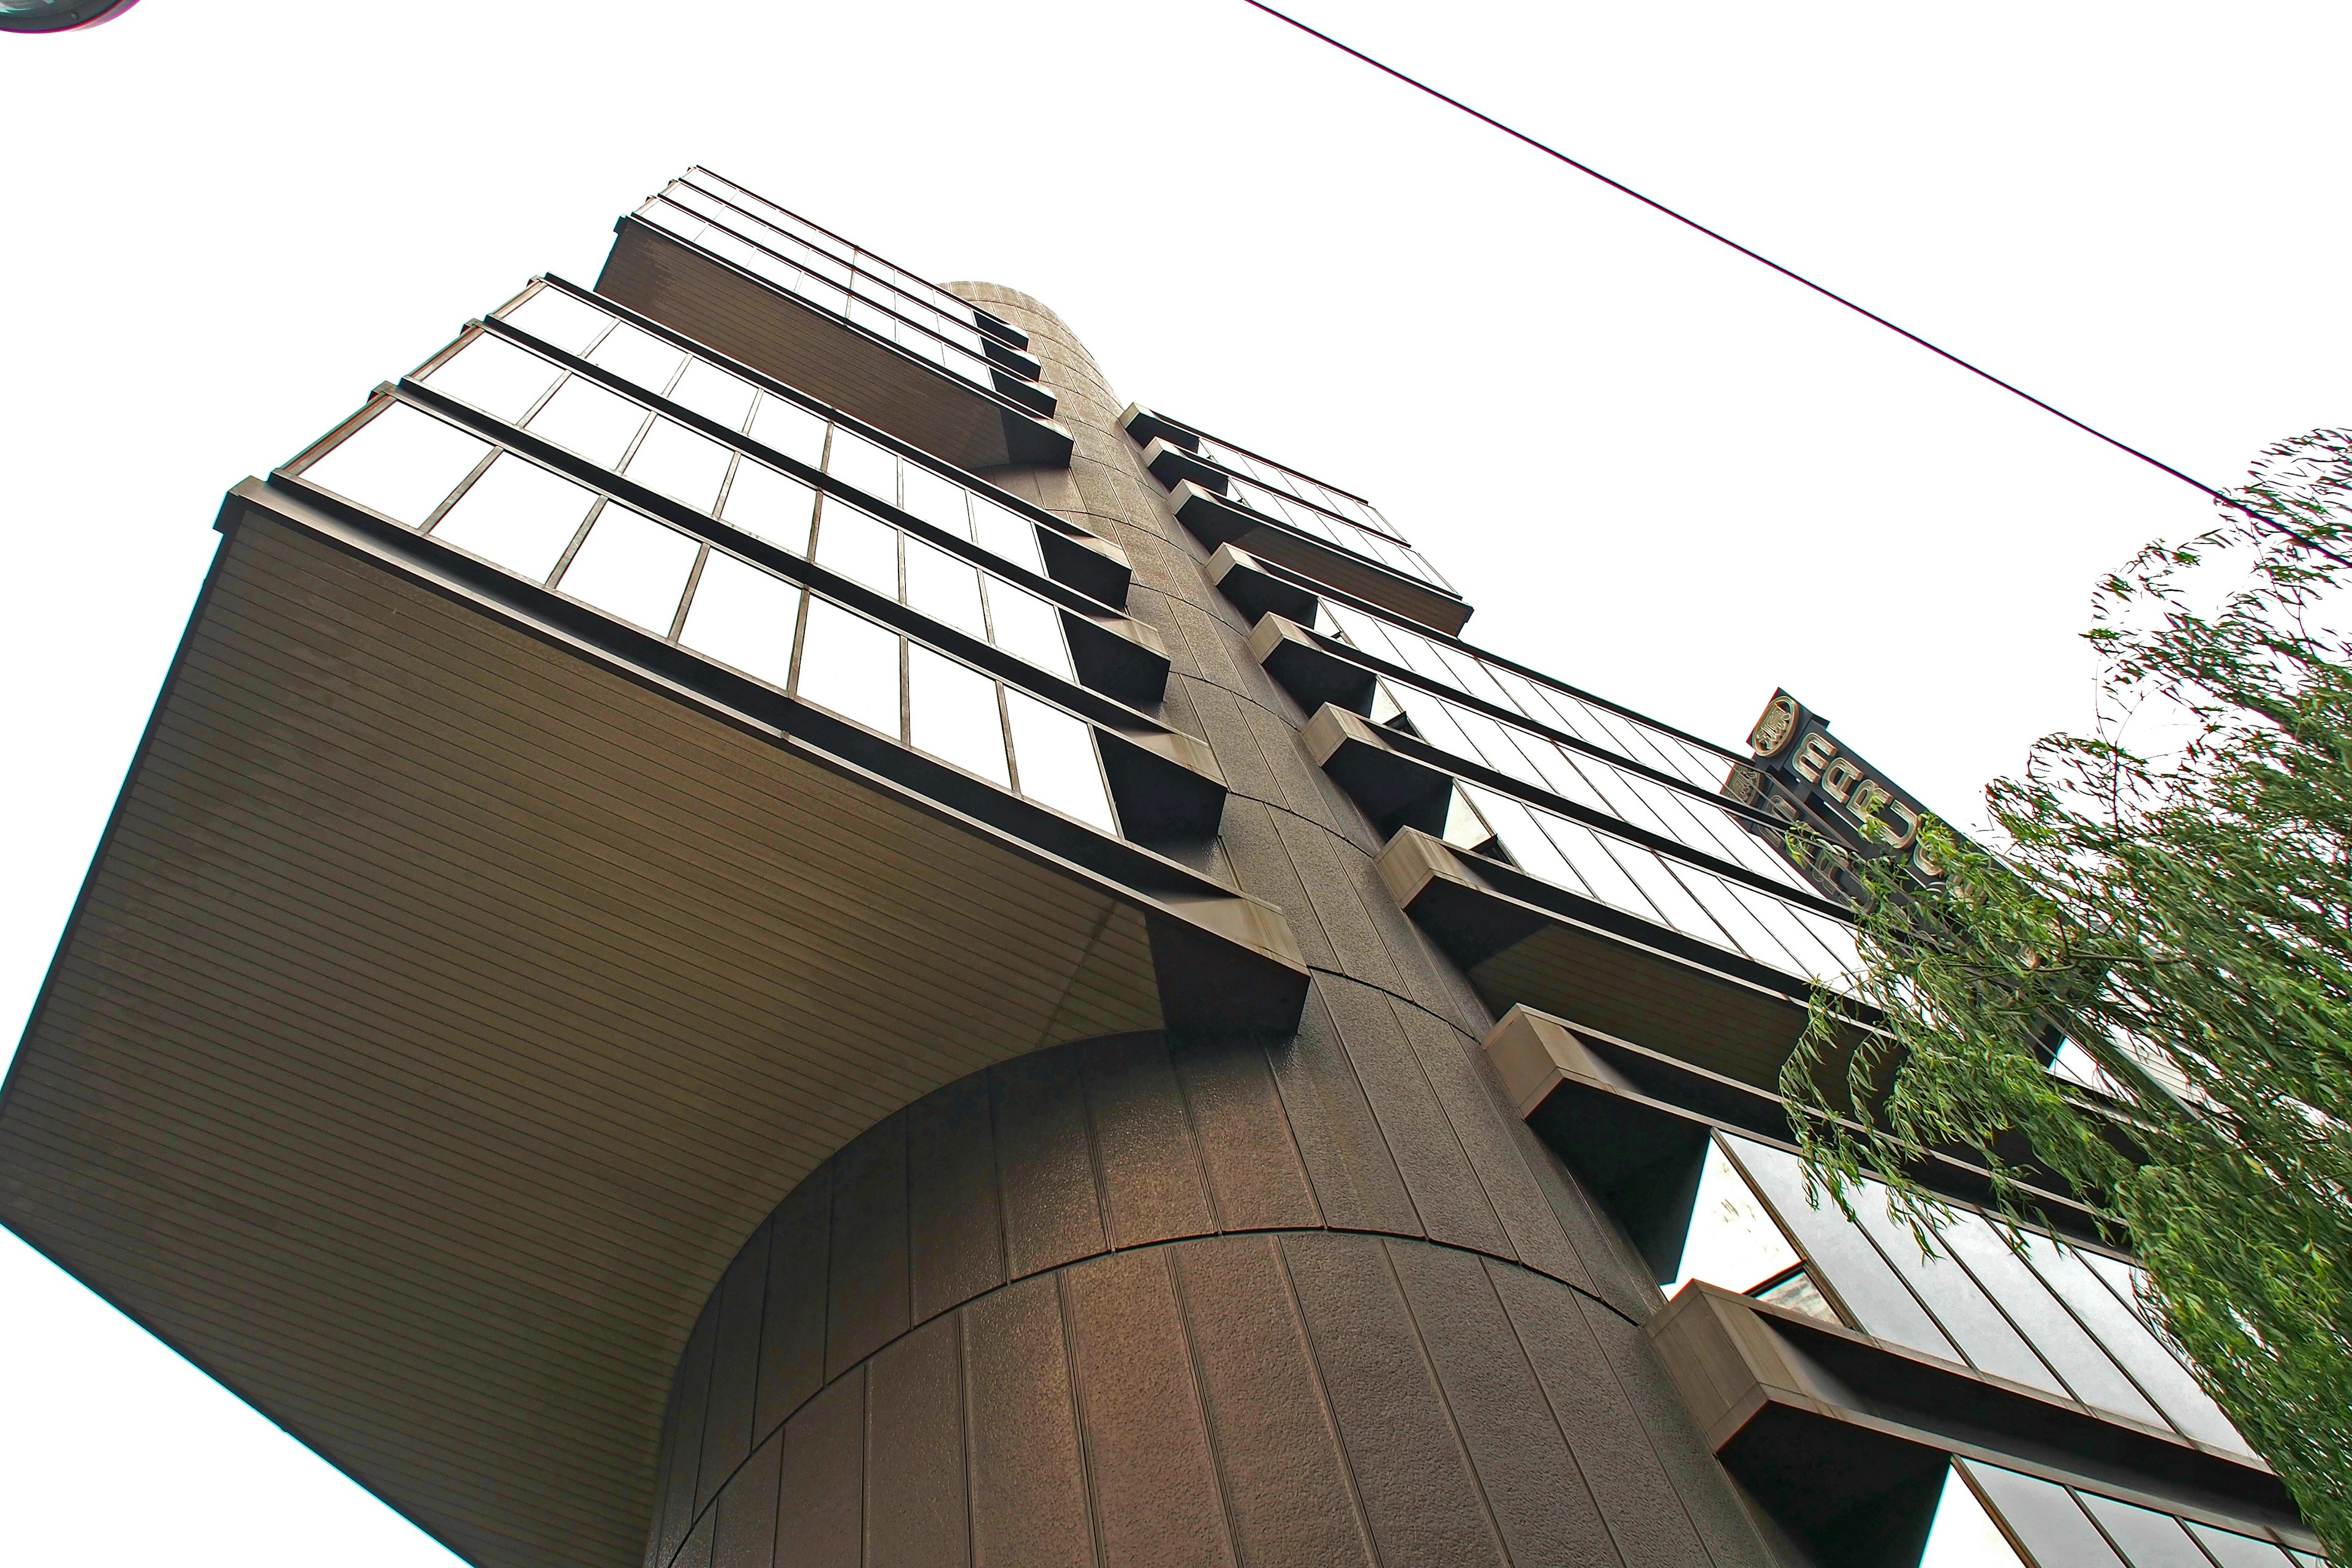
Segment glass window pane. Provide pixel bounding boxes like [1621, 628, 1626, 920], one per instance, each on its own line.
[1937, 1214, 2168, 1426]
[1961, 1462, 2127, 1568]
[824, 425, 899, 503]
[1537, 813, 1657, 919]
[666, 360, 758, 432]
[426, 454, 597, 582]
[748, 394, 827, 466]
[907, 645, 1009, 786]
[1604, 841, 1732, 948]
[814, 502, 900, 596]
[419, 334, 564, 423]
[983, 580, 1074, 679]
[2187, 1524, 2298, 1568]
[1727, 1137, 1962, 1362]
[524, 377, 648, 469]
[2077, 1494, 2218, 1568]
[1449, 706, 1549, 789]
[1460, 786, 1583, 893]
[719, 461, 815, 555]
[1005, 690, 1114, 832]
[554, 507, 698, 635]
[499, 286, 613, 355]
[2021, 1237, 2252, 1453]
[586, 322, 688, 396]
[794, 598, 901, 737]
[622, 418, 732, 511]
[902, 537, 986, 636]
[1669, 1138, 1801, 1295]
[1920, 1466, 2030, 1568]
[899, 462, 971, 538]
[1844, 1182, 2068, 1396]
[1676, 865, 1805, 971]
[299, 402, 489, 528]
[679, 552, 800, 687]
[970, 496, 1045, 573]
[1392, 684, 1479, 758]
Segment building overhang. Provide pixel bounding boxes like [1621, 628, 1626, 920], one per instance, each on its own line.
[1651, 1284, 2307, 1555]
[595, 219, 1073, 472]
[1163, 480, 1471, 635]
[0, 487, 1306, 1568]
[1373, 824, 1823, 1086]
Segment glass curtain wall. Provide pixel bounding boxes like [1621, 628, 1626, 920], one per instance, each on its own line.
[1669, 1129, 2255, 1457]
[631, 175, 1013, 390]
[292, 399, 1117, 836]
[1927, 1460, 2323, 1568]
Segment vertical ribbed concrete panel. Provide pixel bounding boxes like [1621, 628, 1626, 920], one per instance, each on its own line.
[641, 294, 1782, 1567]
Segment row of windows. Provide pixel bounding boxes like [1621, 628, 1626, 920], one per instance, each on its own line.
[429, 295, 1054, 582]
[679, 167, 989, 335]
[1313, 599, 1741, 796]
[1192, 432, 1387, 535]
[1929, 1458, 2320, 1568]
[1379, 679, 1814, 896]
[303, 396, 1079, 683]
[638, 184, 1008, 390]
[292, 402, 1119, 835]
[1453, 782, 1864, 986]
[1221, 474, 1452, 590]
[1677, 1131, 2253, 1457]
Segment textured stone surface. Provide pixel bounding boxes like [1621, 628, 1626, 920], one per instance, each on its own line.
[641, 290, 1781, 1567]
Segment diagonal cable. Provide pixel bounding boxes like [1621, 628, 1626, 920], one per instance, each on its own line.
[1238, 0, 2349, 567]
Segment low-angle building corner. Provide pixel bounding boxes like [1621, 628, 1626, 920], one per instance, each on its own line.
[0, 170, 2325, 1568]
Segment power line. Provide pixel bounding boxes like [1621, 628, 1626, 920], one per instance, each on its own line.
[1237, 0, 2350, 567]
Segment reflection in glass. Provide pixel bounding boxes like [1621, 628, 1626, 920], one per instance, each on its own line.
[2020, 1235, 2253, 1453]
[1005, 690, 1114, 833]
[1961, 1462, 2126, 1568]
[902, 538, 986, 636]
[2187, 1523, 2300, 1568]
[719, 461, 815, 555]
[815, 502, 900, 595]
[983, 581, 1072, 680]
[587, 322, 687, 396]
[420, 334, 562, 423]
[749, 394, 827, 466]
[554, 507, 698, 635]
[908, 646, 1009, 786]
[795, 598, 901, 737]
[824, 425, 899, 503]
[1936, 1214, 2167, 1427]
[500, 287, 613, 356]
[1729, 1137, 1961, 1362]
[524, 377, 649, 469]
[426, 455, 597, 582]
[299, 403, 489, 529]
[623, 418, 732, 511]
[666, 360, 758, 432]
[899, 462, 971, 537]
[1919, 1464, 2028, 1568]
[1667, 1139, 1800, 1295]
[678, 552, 799, 689]
[1844, 1188, 2068, 1396]
[2078, 1493, 2219, 1568]
[971, 496, 1044, 573]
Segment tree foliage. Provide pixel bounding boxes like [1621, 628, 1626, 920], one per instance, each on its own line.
[1781, 430, 2352, 1558]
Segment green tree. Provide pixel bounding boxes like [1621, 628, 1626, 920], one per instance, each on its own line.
[1782, 429, 2352, 1558]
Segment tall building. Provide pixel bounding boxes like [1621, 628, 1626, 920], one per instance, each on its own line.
[0, 170, 2323, 1568]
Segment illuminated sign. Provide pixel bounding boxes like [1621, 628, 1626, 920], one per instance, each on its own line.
[1728, 691, 1940, 895]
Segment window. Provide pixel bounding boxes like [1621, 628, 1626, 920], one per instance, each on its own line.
[298, 402, 489, 529]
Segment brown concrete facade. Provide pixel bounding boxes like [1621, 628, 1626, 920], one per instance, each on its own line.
[640, 291, 1782, 1568]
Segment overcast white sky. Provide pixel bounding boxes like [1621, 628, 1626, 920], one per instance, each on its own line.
[2, 2, 2345, 1562]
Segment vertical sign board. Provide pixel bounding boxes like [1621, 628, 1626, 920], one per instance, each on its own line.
[1725, 690, 1940, 901]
